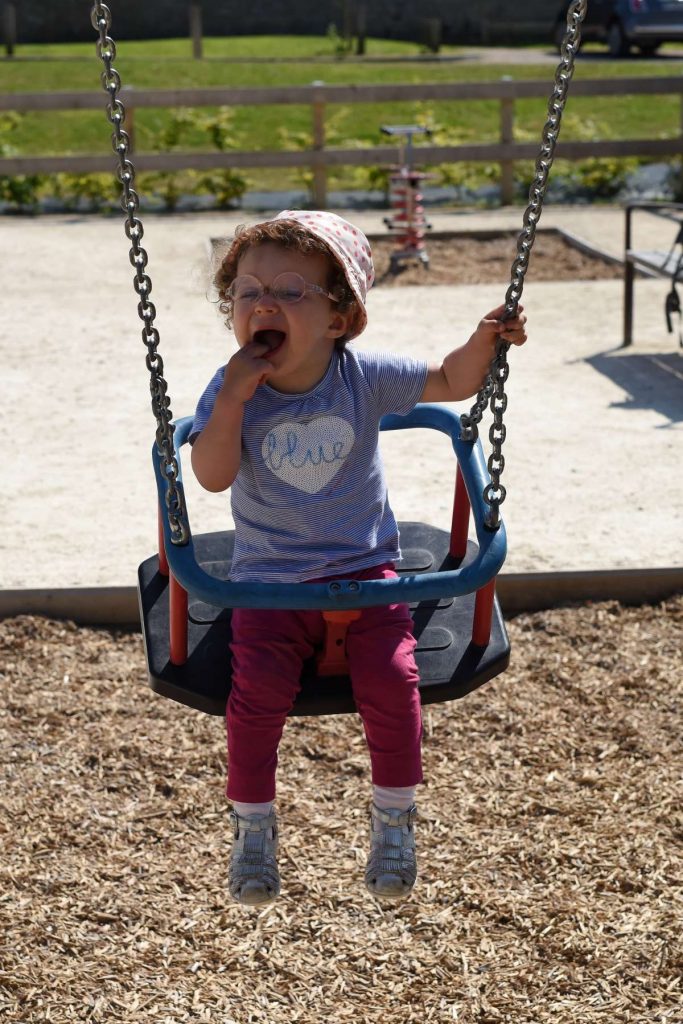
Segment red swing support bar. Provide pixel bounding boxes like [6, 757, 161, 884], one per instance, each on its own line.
[451, 465, 497, 648]
[158, 509, 188, 667]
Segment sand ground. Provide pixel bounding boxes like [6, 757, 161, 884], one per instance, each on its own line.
[1, 203, 682, 590]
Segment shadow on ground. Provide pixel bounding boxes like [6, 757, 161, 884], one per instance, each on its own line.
[586, 349, 683, 425]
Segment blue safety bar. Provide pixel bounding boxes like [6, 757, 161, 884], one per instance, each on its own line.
[153, 403, 506, 610]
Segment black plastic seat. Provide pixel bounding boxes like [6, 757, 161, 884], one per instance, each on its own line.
[138, 521, 510, 717]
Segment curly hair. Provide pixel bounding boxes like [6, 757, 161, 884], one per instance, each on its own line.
[213, 219, 364, 345]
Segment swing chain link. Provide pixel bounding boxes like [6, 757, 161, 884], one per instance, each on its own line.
[90, 3, 190, 546]
[459, 0, 587, 530]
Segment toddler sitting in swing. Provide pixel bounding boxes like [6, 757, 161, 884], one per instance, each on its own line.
[190, 210, 527, 907]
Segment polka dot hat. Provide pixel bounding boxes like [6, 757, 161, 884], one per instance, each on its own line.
[273, 209, 375, 340]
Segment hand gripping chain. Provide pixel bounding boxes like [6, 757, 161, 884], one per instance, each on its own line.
[459, 0, 587, 530]
[91, 0, 586, 540]
[91, 3, 190, 545]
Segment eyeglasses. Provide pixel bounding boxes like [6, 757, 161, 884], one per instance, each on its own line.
[228, 272, 339, 305]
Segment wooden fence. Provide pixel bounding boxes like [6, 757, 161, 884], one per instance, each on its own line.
[1, 77, 683, 205]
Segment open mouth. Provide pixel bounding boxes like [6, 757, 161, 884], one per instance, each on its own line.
[253, 329, 286, 354]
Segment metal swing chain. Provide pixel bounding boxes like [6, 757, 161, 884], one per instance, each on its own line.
[459, 0, 588, 530]
[91, 3, 190, 545]
[90, 0, 584, 541]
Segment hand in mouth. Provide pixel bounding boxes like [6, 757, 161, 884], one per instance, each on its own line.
[253, 329, 286, 356]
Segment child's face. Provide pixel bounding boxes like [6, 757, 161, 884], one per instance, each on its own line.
[232, 243, 349, 394]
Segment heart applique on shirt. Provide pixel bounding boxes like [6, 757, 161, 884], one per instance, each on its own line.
[261, 416, 355, 494]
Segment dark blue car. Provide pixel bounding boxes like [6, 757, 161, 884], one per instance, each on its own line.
[554, 0, 683, 56]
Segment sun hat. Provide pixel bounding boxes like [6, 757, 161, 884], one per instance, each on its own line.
[272, 209, 375, 339]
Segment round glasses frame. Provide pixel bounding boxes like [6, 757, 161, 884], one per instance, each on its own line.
[228, 272, 339, 305]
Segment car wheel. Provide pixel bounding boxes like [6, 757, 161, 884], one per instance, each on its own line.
[607, 21, 629, 57]
[638, 43, 659, 57]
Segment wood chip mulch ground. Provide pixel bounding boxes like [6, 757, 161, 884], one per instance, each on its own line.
[372, 232, 624, 287]
[0, 598, 681, 1023]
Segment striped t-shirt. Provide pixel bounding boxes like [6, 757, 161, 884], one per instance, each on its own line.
[190, 347, 428, 583]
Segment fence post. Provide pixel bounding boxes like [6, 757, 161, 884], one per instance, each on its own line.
[311, 81, 327, 208]
[356, 5, 367, 56]
[500, 77, 515, 206]
[420, 18, 442, 54]
[189, 1, 203, 60]
[3, 3, 17, 57]
[341, 0, 353, 51]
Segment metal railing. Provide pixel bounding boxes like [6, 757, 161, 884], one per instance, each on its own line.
[2, 76, 683, 205]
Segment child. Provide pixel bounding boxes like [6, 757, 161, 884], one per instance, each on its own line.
[190, 210, 527, 907]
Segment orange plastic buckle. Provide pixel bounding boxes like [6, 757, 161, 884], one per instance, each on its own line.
[317, 610, 362, 676]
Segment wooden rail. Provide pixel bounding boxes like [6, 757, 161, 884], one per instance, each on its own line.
[2, 76, 683, 205]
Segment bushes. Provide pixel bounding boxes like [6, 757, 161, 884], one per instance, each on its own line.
[0, 106, 678, 213]
[0, 108, 249, 214]
[0, 113, 43, 211]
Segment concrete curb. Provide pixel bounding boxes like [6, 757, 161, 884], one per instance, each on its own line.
[1, 569, 680, 627]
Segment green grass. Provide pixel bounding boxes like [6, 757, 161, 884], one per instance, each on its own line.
[1, 37, 682, 198]
[3, 34, 447, 65]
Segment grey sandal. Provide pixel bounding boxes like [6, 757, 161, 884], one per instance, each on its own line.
[365, 804, 418, 901]
[228, 810, 280, 907]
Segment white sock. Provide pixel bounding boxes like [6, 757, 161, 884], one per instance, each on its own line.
[232, 800, 274, 818]
[372, 785, 417, 812]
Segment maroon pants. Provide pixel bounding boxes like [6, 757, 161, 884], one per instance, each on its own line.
[226, 564, 423, 802]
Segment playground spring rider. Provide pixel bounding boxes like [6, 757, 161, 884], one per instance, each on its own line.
[90, 0, 588, 717]
[381, 124, 434, 271]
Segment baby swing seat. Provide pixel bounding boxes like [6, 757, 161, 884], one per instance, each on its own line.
[92, 0, 588, 719]
[138, 404, 510, 717]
